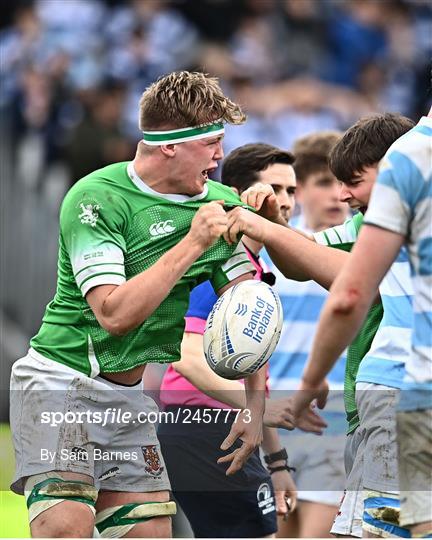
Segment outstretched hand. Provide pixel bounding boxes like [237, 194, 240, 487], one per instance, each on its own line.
[291, 379, 330, 423]
[264, 396, 327, 433]
[217, 408, 263, 475]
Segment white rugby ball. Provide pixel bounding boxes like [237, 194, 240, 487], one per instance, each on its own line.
[204, 280, 283, 380]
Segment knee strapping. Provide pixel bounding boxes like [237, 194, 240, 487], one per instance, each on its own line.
[363, 491, 410, 538]
[95, 501, 177, 538]
[25, 473, 97, 523]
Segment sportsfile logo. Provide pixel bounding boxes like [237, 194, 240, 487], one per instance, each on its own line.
[149, 220, 176, 236]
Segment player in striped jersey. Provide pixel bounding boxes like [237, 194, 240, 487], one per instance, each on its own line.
[292, 115, 415, 538]
[9, 71, 267, 539]
[299, 110, 432, 538]
[225, 113, 415, 537]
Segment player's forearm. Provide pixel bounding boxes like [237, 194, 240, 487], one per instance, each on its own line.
[175, 355, 294, 424]
[303, 226, 404, 385]
[100, 235, 205, 335]
[262, 426, 284, 456]
[302, 285, 372, 386]
[244, 367, 266, 419]
[173, 335, 247, 409]
[264, 224, 348, 289]
[183, 376, 245, 409]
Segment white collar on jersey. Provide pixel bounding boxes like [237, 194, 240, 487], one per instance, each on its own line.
[419, 116, 432, 128]
[126, 162, 209, 203]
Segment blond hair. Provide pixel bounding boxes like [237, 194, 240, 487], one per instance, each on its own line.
[139, 71, 246, 131]
[293, 131, 342, 183]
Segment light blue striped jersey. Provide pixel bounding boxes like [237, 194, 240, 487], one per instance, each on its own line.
[316, 214, 413, 389]
[356, 247, 413, 388]
[263, 215, 347, 432]
[365, 115, 432, 410]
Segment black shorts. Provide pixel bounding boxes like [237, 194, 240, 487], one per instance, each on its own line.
[158, 406, 277, 538]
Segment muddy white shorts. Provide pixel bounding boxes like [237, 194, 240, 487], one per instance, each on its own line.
[397, 409, 432, 528]
[332, 383, 411, 538]
[330, 427, 364, 538]
[10, 349, 171, 495]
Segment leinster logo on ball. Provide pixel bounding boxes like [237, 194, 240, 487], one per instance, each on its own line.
[142, 445, 164, 477]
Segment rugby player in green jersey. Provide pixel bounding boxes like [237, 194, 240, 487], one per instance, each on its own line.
[9, 71, 267, 538]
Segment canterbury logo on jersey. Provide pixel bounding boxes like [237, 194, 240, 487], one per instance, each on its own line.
[149, 220, 176, 236]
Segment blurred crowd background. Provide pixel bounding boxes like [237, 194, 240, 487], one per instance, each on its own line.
[2, 0, 430, 177]
[0, 0, 431, 416]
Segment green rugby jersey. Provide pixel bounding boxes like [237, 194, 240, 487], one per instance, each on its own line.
[314, 212, 383, 434]
[30, 162, 254, 376]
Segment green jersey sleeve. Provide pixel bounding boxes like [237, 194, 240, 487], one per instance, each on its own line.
[312, 211, 382, 435]
[313, 212, 364, 252]
[210, 241, 255, 292]
[60, 185, 128, 297]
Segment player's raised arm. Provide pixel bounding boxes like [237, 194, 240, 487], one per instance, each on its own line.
[291, 223, 405, 423]
[226, 207, 349, 289]
[300, 224, 405, 394]
[84, 201, 228, 336]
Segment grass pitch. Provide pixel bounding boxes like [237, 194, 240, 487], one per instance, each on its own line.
[0, 423, 30, 538]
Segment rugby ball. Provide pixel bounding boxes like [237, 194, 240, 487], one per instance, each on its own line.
[204, 280, 283, 380]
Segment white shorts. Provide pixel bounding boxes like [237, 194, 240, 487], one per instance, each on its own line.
[331, 428, 363, 538]
[332, 383, 410, 538]
[356, 383, 399, 492]
[397, 409, 432, 527]
[10, 349, 171, 495]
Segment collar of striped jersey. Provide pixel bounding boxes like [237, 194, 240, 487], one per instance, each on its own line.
[142, 121, 224, 146]
[420, 116, 432, 127]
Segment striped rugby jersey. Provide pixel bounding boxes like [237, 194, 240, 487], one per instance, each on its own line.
[365, 116, 432, 410]
[316, 213, 414, 389]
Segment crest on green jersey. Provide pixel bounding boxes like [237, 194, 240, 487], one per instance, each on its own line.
[79, 203, 101, 227]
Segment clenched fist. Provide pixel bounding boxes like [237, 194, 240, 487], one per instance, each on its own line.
[224, 206, 269, 245]
[240, 183, 283, 223]
[188, 201, 228, 250]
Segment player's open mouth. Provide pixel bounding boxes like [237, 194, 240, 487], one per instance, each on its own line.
[201, 167, 217, 180]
